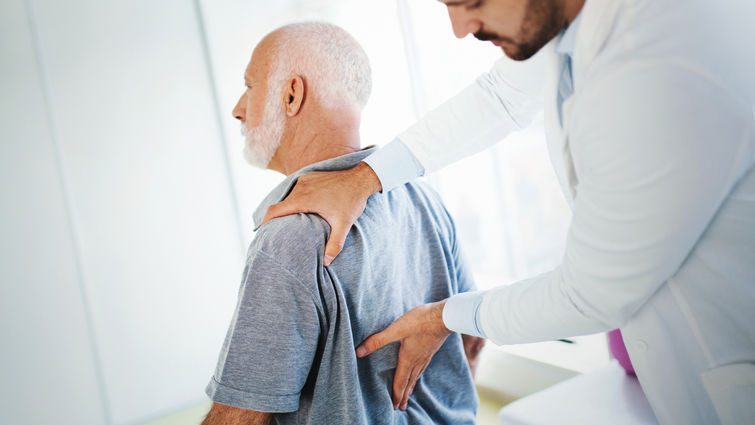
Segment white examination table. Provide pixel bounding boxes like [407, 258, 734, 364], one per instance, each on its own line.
[498, 361, 659, 425]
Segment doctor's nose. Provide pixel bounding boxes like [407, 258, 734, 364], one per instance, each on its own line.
[447, 6, 482, 39]
[232, 92, 246, 122]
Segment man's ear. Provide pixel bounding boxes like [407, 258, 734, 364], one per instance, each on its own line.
[284, 74, 305, 117]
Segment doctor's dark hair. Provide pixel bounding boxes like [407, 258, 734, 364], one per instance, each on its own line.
[265, 22, 372, 111]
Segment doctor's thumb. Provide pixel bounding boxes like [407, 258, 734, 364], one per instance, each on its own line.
[323, 222, 350, 266]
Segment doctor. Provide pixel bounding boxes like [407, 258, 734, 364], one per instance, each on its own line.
[262, 0, 755, 423]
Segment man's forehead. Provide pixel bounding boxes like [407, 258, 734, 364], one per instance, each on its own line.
[244, 37, 275, 82]
[244, 58, 254, 79]
[244, 62, 254, 81]
[243, 50, 264, 82]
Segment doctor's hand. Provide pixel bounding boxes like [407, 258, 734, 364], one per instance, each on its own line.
[261, 162, 382, 266]
[356, 300, 451, 411]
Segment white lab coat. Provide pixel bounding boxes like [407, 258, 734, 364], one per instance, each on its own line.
[398, 0, 755, 424]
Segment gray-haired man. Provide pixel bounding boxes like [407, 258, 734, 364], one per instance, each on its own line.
[202, 22, 484, 425]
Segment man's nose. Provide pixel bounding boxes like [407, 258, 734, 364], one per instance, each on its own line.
[447, 6, 481, 39]
[232, 92, 246, 122]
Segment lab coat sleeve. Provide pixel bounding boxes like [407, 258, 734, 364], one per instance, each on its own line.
[396, 52, 547, 175]
[470, 63, 754, 344]
[363, 138, 425, 192]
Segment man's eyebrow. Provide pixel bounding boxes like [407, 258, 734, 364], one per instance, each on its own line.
[440, 0, 471, 6]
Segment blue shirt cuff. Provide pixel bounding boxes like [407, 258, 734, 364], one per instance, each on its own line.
[442, 291, 486, 338]
[363, 138, 424, 192]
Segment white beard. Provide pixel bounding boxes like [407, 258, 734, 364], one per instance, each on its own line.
[241, 97, 284, 169]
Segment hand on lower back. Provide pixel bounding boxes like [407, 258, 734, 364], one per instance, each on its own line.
[261, 162, 382, 266]
[355, 300, 452, 411]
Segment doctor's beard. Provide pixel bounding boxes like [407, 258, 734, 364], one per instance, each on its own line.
[241, 94, 284, 169]
[475, 0, 567, 61]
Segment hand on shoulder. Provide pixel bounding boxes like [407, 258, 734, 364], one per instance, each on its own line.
[262, 162, 382, 266]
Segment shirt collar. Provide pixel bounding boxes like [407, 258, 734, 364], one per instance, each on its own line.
[252, 146, 377, 229]
[555, 9, 583, 58]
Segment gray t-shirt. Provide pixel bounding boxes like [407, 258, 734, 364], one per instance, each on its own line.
[206, 147, 478, 424]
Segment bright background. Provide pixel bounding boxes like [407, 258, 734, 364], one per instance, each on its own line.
[1, 1, 585, 424]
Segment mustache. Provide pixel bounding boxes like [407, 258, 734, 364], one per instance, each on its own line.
[240, 122, 251, 137]
[473, 29, 501, 41]
[474, 30, 515, 46]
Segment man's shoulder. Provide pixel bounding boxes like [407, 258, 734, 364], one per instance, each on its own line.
[398, 180, 455, 230]
[248, 213, 329, 279]
[394, 180, 441, 208]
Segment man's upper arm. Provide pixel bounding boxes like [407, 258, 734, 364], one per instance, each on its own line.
[207, 222, 323, 413]
[202, 402, 271, 425]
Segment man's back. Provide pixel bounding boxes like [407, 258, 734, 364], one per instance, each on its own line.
[206, 148, 478, 424]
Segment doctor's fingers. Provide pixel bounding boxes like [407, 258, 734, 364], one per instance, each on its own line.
[261, 194, 309, 226]
[260, 171, 336, 226]
[392, 363, 414, 409]
[323, 222, 351, 266]
[356, 323, 404, 358]
[399, 363, 429, 411]
[261, 194, 350, 267]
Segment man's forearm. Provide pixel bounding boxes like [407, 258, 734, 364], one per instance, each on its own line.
[202, 402, 272, 425]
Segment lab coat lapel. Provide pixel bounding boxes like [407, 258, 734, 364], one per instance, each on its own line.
[561, 95, 578, 202]
[543, 41, 576, 208]
[573, 0, 624, 73]
[544, 0, 625, 208]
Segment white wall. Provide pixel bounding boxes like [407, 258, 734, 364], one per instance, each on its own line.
[0, 1, 107, 424]
[1, 0, 248, 423]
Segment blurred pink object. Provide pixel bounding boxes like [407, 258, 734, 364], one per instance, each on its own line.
[608, 329, 635, 375]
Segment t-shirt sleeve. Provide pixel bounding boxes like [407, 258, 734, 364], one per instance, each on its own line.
[206, 248, 320, 413]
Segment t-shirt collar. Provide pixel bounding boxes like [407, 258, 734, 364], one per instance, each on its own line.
[252, 146, 378, 229]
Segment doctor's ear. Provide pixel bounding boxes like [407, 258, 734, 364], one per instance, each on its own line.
[284, 74, 305, 117]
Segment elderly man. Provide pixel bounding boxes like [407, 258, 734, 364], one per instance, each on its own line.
[202, 22, 483, 425]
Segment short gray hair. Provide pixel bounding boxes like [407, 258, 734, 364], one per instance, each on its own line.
[265, 22, 372, 111]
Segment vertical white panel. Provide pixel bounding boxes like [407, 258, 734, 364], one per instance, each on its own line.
[0, 1, 107, 424]
[28, 0, 245, 423]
